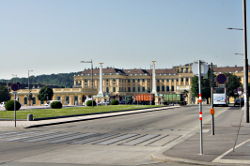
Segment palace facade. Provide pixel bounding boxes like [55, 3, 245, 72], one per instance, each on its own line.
[12, 63, 250, 106]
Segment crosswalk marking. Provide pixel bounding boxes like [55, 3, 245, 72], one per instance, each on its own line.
[49, 133, 96, 143]
[0, 131, 21, 137]
[121, 134, 160, 146]
[146, 135, 181, 146]
[96, 134, 139, 145]
[0, 131, 36, 139]
[15, 131, 63, 142]
[0, 131, 182, 147]
[25, 132, 78, 143]
[3, 131, 55, 142]
[72, 133, 119, 144]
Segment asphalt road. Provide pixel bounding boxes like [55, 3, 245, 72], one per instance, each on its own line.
[0, 105, 229, 166]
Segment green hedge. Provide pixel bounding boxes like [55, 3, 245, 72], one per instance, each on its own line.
[50, 101, 62, 109]
[86, 100, 96, 106]
[110, 99, 119, 105]
[5, 100, 21, 111]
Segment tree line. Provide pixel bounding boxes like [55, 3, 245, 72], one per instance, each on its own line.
[0, 72, 81, 89]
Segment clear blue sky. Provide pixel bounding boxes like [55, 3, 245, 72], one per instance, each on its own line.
[0, 0, 245, 79]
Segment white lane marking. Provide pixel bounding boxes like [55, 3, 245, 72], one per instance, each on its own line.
[213, 138, 250, 164]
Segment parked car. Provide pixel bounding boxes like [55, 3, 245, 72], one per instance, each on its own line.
[234, 98, 244, 107]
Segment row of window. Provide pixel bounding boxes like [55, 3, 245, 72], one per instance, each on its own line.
[104, 85, 176, 93]
[23, 96, 80, 105]
[77, 77, 190, 85]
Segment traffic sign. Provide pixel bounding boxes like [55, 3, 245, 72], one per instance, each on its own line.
[216, 74, 227, 84]
[192, 61, 209, 76]
[11, 84, 19, 91]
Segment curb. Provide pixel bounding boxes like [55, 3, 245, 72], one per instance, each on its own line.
[151, 107, 232, 166]
[25, 106, 181, 128]
[151, 154, 219, 166]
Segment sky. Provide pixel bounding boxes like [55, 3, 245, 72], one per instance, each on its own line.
[0, 0, 246, 79]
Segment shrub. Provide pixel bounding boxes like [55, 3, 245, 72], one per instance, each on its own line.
[50, 101, 62, 109]
[86, 100, 96, 106]
[110, 99, 119, 105]
[5, 100, 21, 111]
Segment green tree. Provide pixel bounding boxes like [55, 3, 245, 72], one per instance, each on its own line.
[225, 73, 242, 99]
[191, 76, 211, 103]
[0, 86, 10, 102]
[38, 86, 53, 102]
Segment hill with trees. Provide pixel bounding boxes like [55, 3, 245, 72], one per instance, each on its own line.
[0, 72, 81, 88]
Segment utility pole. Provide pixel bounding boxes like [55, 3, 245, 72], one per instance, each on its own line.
[210, 63, 215, 135]
[243, 0, 249, 123]
[198, 60, 203, 155]
[28, 70, 33, 106]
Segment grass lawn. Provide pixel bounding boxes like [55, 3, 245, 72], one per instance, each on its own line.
[0, 105, 162, 120]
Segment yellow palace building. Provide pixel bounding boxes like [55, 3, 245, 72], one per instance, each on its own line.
[11, 63, 250, 106]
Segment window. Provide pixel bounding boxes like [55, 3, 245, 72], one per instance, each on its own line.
[157, 86, 160, 92]
[74, 96, 78, 105]
[162, 86, 165, 91]
[138, 87, 140, 92]
[171, 86, 175, 91]
[56, 96, 61, 101]
[32, 97, 36, 104]
[113, 87, 116, 92]
[166, 86, 170, 91]
[24, 97, 28, 105]
[128, 87, 131, 92]
[142, 87, 145, 92]
[106, 87, 109, 93]
[65, 96, 69, 104]
[133, 87, 136, 92]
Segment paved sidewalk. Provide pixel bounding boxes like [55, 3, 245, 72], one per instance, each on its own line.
[0, 106, 180, 129]
[153, 107, 250, 166]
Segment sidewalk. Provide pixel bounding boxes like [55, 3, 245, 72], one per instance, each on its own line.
[0, 106, 180, 129]
[153, 107, 250, 166]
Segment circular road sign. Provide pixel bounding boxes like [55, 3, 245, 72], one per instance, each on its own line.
[216, 74, 227, 84]
[11, 84, 19, 91]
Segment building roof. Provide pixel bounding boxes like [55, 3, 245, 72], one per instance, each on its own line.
[213, 66, 243, 73]
[123, 69, 149, 75]
[82, 68, 126, 75]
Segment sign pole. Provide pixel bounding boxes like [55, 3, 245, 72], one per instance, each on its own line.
[198, 60, 203, 155]
[210, 63, 215, 135]
[14, 92, 17, 127]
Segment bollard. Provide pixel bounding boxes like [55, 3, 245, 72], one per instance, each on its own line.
[27, 114, 33, 121]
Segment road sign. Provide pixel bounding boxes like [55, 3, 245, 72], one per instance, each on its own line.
[216, 74, 227, 84]
[192, 61, 209, 76]
[11, 84, 19, 91]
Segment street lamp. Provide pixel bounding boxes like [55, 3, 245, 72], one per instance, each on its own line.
[80, 60, 94, 89]
[81, 60, 94, 106]
[28, 69, 33, 106]
[227, 0, 249, 123]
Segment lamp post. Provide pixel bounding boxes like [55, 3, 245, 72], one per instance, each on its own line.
[81, 60, 94, 106]
[227, 0, 249, 123]
[11, 74, 18, 127]
[28, 69, 33, 106]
